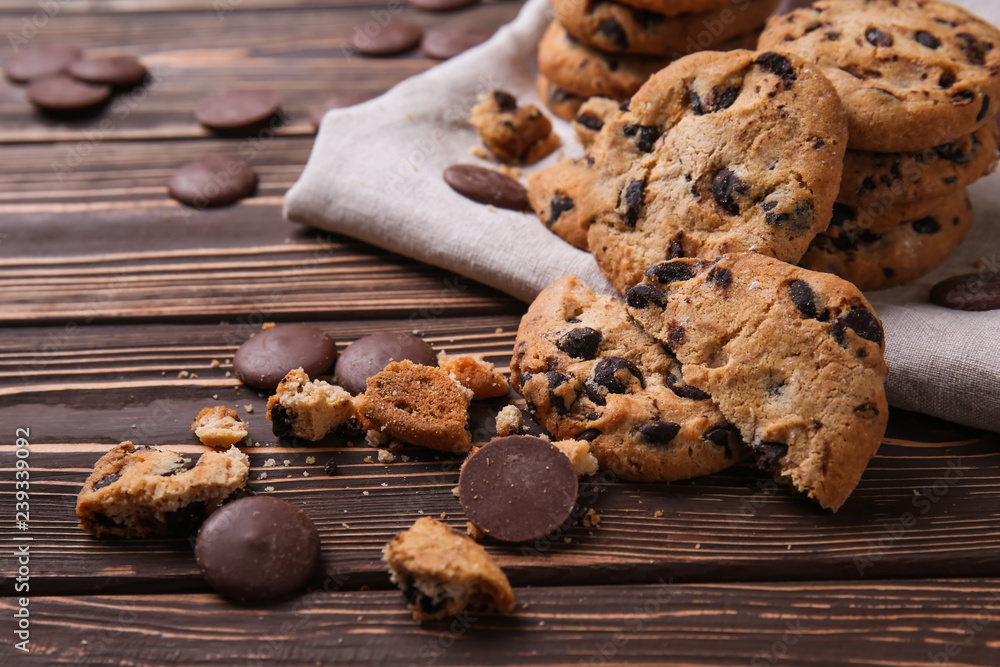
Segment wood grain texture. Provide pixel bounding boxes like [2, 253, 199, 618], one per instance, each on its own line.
[3, 581, 1000, 666]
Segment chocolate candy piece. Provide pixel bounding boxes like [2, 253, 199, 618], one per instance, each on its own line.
[334, 332, 436, 395]
[26, 74, 111, 111]
[168, 158, 257, 208]
[195, 89, 280, 132]
[421, 22, 494, 60]
[930, 273, 1000, 311]
[458, 435, 577, 542]
[406, 0, 476, 10]
[349, 22, 423, 56]
[68, 56, 147, 87]
[195, 496, 320, 603]
[233, 324, 338, 391]
[4, 45, 80, 83]
[310, 94, 374, 128]
[443, 164, 529, 211]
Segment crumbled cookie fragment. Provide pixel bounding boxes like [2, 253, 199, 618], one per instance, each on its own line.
[437, 351, 509, 399]
[357, 360, 473, 453]
[378, 449, 396, 464]
[552, 439, 599, 477]
[190, 405, 248, 448]
[383, 517, 515, 622]
[494, 404, 524, 437]
[366, 429, 390, 448]
[466, 521, 487, 540]
[470, 90, 560, 164]
[76, 442, 250, 538]
[573, 96, 619, 150]
[265, 367, 356, 441]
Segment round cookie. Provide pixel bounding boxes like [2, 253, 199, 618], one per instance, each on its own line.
[838, 120, 999, 212]
[758, 0, 1000, 152]
[573, 96, 622, 150]
[551, 0, 780, 56]
[623, 253, 889, 511]
[537, 72, 587, 121]
[511, 274, 748, 483]
[613, 0, 733, 17]
[825, 190, 969, 236]
[581, 49, 848, 293]
[527, 156, 599, 250]
[800, 188, 974, 291]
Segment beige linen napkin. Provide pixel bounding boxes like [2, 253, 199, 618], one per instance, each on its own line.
[285, 0, 1000, 432]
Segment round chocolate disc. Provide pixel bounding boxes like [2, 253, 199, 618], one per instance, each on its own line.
[334, 332, 436, 395]
[26, 73, 111, 111]
[4, 45, 81, 83]
[168, 158, 257, 208]
[195, 89, 280, 131]
[195, 496, 321, 604]
[310, 94, 374, 129]
[69, 56, 148, 87]
[407, 0, 477, 10]
[421, 22, 494, 60]
[443, 164, 529, 211]
[349, 22, 423, 56]
[459, 436, 578, 542]
[930, 273, 1000, 311]
[234, 324, 338, 391]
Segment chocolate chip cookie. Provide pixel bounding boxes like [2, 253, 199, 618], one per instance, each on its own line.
[573, 96, 621, 150]
[511, 274, 748, 483]
[527, 156, 599, 250]
[581, 49, 849, 292]
[801, 188, 974, 290]
[758, 0, 1000, 152]
[624, 253, 889, 511]
[537, 72, 588, 121]
[614, 0, 733, 16]
[552, 0, 780, 56]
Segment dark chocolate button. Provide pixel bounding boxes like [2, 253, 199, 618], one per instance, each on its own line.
[443, 164, 529, 211]
[233, 324, 338, 391]
[458, 435, 578, 542]
[406, 0, 477, 11]
[195, 496, 320, 604]
[349, 22, 423, 56]
[4, 45, 81, 83]
[334, 332, 436, 395]
[310, 94, 374, 129]
[195, 89, 280, 132]
[168, 158, 257, 208]
[25, 73, 111, 111]
[930, 273, 1000, 311]
[68, 56, 147, 87]
[421, 22, 494, 60]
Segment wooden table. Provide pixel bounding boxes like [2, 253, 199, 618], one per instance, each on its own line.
[1, 1, 998, 665]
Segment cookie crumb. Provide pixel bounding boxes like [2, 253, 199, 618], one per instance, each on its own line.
[495, 405, 524, 437]
[494, 327, 503, 334]
[263, 485, 274, 492]
[582, 509, 601, 528]
[225, 371, 232, 377]
[364, 456, 374, 464]
[440, 512, 447, 520]
[262, 322, 276, 330]
[259, 472, 268, 480]
[366, 429, 390, 448]
[378, 449, 396, 464]
[191, 405, 248, 448]
[552, 439, 599, 477]
[210, 359, 220, 368]
[323, 459, 337, 476]
[264, 459, 276, 467]
[305, 456, 316, 465]
[653, 510, 663, 518]
[466, 521, 486, 540]
[178, 370, 189, 378]
[438, 351, 509, 399]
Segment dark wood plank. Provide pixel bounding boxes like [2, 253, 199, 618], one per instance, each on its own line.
[4, 580, 999, 666]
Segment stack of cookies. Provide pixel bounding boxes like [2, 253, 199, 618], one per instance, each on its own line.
[537, 0, 783, 121]
[759, 0, 1000, 290]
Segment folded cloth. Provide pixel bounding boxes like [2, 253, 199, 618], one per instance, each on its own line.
[285, 0, 1000, 433]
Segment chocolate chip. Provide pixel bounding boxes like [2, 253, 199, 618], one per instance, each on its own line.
[349, 22, 423, 56]
[269, 404, 295, 437]
[933, 140, 971, 163]
[754, 441, 788, 469]
[930, 273, 1000, 311]
[605, 57, 620, 72]
[865, 27, 894, 47]
[637, 420, 681, 446]
[957, 32, 986, 65]
[492, 90, 517, 112]
[939, 72, 957, 88]
[458, 436, 578, 542]
[666, 322, 686, 350]
[593, 357, 643, 394]
[754, 52, 796, 83]
[164, 501, 206, 535]
[403, 583, 446, 614]
[196, 496, 321, 603]
[557, 327, 603, 360]
[706, 266, 732, 290]
[583, 380, 606, 406]
[952, 89, 976, 104]
[335, 332, 436, 395]
[763, 199, 814, 231]
[914, 30, 940, 49]
[789, 280, 819, 319]
[93, 473, 120, 491]
[576, 428, 601, 442]
[715, 86, 740, 111]
[625, 284, 666, 309]
[443, 164, 529, 211]
[635, 9, 664, 30]
[168, 158, 257, 208]
[195, 89, 280, 132]
[575, 113, 604, 131]
[854, 403, 880, 418]
[597, 18, 629, 50]
[92, 512, 120, 528]
[831, 307, 884, 347]
[546, 371, 573, 415]
[911, 217, 941, 234]
[667, 374, 710, 401]
[619, 99, 630, 112]
[234, 324, 338, 391]
[622, 179, 646, 226]
[323, 458, 338, 476]
[712, 168, 744, 215]
[978, 95, 991, 122]
[547, 192, 576, 227]
[622, 124, 661, 153]
[690, 90, 706, 115]
[667, 240, 685, 259]
[161, 458, 196, 477]
[646, 262, 693, 286]
[704, 422, 738, 457]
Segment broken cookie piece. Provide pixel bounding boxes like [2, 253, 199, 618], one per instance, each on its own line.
[384, 517, 515, 622]
[437, 350, 509, 399]
[191, 405, 248, 448]
[266, 367, 356, 440]
[552, 439, 599, 477]
[76, 441, 250, 538]
[470, 89, 560, 164]
[494, 404, 524, 437]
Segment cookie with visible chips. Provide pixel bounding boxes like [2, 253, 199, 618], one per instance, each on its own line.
[511, 274, 748, 483]
[758, 0, 1000, 152]
[624, 253, 889, 511]
[537, 72, 588, 121]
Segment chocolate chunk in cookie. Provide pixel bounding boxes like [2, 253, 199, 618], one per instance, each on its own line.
[266, 367, 357, 440]
[469, 90, 560, 164]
